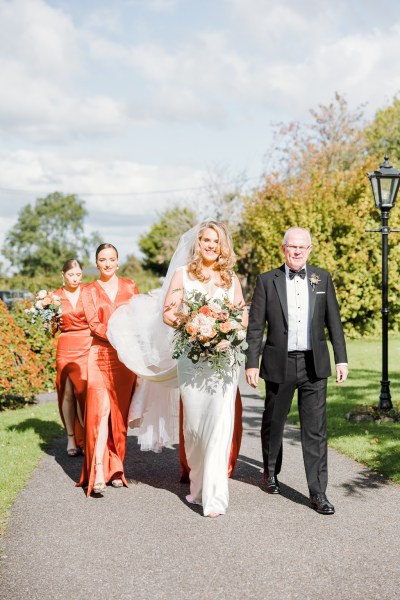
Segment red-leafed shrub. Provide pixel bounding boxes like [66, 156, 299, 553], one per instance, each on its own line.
[0, 300, 47, 409]
[12, 300, 57, 391]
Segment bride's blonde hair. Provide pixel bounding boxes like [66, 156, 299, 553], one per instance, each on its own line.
[187, 220, 236, 289]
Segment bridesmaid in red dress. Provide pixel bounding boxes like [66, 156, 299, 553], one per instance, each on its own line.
[54, 259, 92, 456]
[78, 243, 139, 496]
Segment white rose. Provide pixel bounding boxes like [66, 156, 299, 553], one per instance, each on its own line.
[236, 329, 246, 340]
[215, 339, 231, 352]
[199, 324, 213, 337]
[35, 300, 43, 309]
[195, 314, 215, 328]
[208, 302, 222, 313]
[37, 290, 47, 299]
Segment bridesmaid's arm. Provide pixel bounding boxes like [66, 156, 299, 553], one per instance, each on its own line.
[81, 287, 108, 340]
[163, 269, 184, 328]
[233, 274, 248, 329]
[129, 280, 139, 295]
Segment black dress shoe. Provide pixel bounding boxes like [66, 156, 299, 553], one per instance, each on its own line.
[263, 475, 281, 494]
[310, 493, 335, 515]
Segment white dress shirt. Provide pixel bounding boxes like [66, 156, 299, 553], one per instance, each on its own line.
[284, 263, 347, 367]
[285, 263, 311, 352]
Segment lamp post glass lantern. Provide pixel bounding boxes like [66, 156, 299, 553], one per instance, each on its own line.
[367, 156, 400, 410]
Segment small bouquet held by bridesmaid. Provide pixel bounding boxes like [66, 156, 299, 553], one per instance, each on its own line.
[25, 290, 62, 334]
[172, 291, 247, 376]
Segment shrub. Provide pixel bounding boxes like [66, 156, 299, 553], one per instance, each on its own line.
[0, 300, 46, 408]
[12, 300, 57, 391]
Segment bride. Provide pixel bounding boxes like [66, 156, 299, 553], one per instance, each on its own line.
[163, 220, 248, 518]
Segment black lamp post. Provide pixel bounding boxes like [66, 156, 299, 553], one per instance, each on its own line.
[367, 156, 400, 410]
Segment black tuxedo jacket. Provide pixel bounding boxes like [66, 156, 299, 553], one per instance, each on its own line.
[245, 264, 347, 383]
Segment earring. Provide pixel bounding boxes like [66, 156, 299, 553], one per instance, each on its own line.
[62, 276, 65, 285]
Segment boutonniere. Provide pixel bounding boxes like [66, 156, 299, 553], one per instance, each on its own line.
[309, 273, 321, 291]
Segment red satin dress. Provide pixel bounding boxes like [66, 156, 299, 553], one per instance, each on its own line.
[179, 389, 243, 482]
[54, 287, 92, 450]
[78, 278, 139, 496]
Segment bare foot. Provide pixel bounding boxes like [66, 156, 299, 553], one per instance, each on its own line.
[207, 513, 220, 518]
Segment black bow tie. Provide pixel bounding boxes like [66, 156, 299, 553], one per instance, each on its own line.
[289, 268, 306, 280]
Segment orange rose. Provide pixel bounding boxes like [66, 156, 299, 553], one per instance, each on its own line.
[199, 306, 212, 317]
[191, 311, 198, 318]
[185, 323, 198, 336]
[220, 321, 233, 333]
[41, 296, 52, 306]
[53, 300, 61, 306]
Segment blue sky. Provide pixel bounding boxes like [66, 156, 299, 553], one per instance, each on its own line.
[1, 0, 400, 263]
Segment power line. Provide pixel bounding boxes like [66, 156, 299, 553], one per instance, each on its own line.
[0, 176, 259, 198]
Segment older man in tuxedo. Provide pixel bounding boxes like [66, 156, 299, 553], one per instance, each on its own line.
[245, 227, 348, 515]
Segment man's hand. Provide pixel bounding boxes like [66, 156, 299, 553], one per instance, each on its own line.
[246, 368, 260, 389]
[336, 364, 348, 383]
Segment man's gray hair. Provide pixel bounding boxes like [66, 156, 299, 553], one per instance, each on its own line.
[282, 227, 312, 246]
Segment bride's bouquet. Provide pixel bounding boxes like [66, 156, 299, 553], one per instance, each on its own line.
[172, 291, 247, 376]
[25, 290, 62, 334]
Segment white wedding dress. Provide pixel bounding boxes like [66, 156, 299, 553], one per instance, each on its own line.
[179, 266, 239, 516]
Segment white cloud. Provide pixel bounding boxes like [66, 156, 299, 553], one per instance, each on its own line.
[4, 0, 400, 141]
[257, 26, 400, 118]
[2, 0, 400, 264]
[125, 0, 178, 13]
[0, 0, 129, 142]
[0, 149, 206, 259]
[0, 0, 81, 80]
[85, 5, 400, 125]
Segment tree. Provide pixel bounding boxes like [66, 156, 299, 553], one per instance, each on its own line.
[2, 192, 101, 277]
[197, 166, 248, 229]
[365, 96, 400, 164]
[234, 94, 400, 336]
[118, 253, 159, 292]
[139, 206, 197, 276]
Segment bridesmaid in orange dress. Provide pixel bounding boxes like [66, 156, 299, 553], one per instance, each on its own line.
[54, 259, 92, 456]
[78, 243, 139, 496]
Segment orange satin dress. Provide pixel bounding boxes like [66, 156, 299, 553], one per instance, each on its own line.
[78, 278, 139, 496]
[54, 287, 92, 450]
[179, 388, 243, 482]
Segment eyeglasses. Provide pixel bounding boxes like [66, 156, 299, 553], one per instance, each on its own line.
[284, 245, 311, 252]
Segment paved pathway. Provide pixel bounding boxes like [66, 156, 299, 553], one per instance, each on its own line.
[1, 381, 399, 600]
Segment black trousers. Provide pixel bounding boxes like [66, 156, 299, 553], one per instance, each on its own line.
[262, 351, 328, 495]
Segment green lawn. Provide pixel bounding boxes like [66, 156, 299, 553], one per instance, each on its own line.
[286, 337, 400, 484]
[0, 402, 63, 533]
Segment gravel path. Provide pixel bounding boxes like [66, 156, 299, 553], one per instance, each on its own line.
[1, 379, 399, 600]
